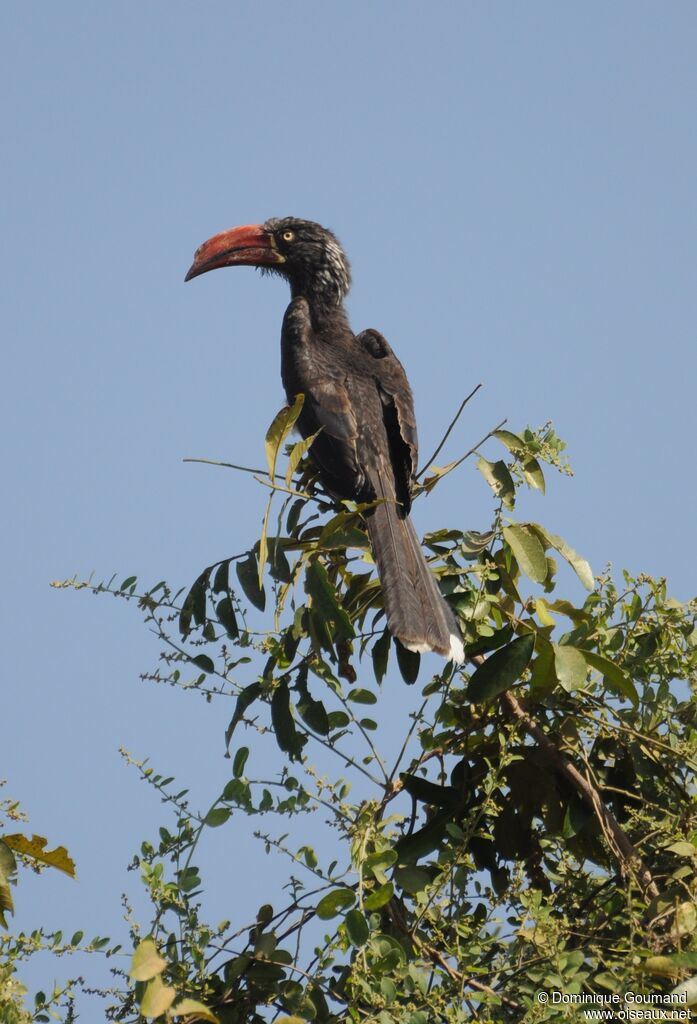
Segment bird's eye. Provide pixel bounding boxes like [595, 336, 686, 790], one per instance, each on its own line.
[282, 230, 295, 242]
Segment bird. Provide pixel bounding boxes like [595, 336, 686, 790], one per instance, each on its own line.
[185, 217, 464, 664]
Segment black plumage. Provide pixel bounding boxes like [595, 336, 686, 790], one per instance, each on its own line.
[186, 217, 464, 663]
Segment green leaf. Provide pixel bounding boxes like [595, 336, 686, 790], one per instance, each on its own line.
[364, 882, 394, 910]
[211, 560, 230, 595]
[192, 654, 214, 674]
[140, 975, 176, 1017]
[502, 524, 548, 584]
[529, 639, 556, 693]
[522, 457, 545, 493]
[347, 688, 377, 705]
[265, 394, 304, 480]
[534, 526, 594, 591]
[205, 807, 232, 828]
[394, 864, 431, 894]
[344, 908, 369, 947]
[364, 849, 398, 883]
[305, 560, 354, 641]
[296, 691, 330, 736]
[372, 629, 390, 683]
[395, 640, 420, 684]
[215, 597, 239, 639]
[476, 457, 515, 509]
[236, 552, 266, 611]
[285, 428, 321, 487]
[581, 650, 639, 706]
[400, 773, 460, 809]
[553, 644, 588, 693]
[271, 681, 305, 760]
[179, 567, 210, 637]
[562, 794, 592, 838]
[232, 746, 249, 778]
[225, 682, 262, 750]
[129, 937, 167, 981]
[467, 634, 535, 702]
[493, 429, 527, 454]
[315, 887, 356, 919]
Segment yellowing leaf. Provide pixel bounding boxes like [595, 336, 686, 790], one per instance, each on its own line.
[535, 598, 556, 627]
[0, 840, 15, 928]
[3, 834, 76, 877]
[140, 975, 176, 1017]
[285, 428, 321, 487]
[172, 997, 220, 1022]
[258, 494, 273, 588]
[265, 394, 304, 480]
[129, 937, 168, 981]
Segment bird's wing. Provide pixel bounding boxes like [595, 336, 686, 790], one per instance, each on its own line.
[300, 377, 368, 500]
[355, 329, 418, 513]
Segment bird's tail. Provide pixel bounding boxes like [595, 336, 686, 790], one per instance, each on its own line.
[365, 465, 464, 664]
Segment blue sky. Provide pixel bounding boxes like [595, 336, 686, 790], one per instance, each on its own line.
[3, 1, 696, 1011]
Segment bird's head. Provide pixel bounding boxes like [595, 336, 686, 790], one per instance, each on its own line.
[185, 217, 351, 305]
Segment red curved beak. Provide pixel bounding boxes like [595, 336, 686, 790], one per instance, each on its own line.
[185, 223, 285, 282]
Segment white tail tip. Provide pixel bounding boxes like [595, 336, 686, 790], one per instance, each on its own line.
[449, 634, 465, 665]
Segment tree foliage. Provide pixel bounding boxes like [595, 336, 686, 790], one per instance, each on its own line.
[3, 408, 697, 1022]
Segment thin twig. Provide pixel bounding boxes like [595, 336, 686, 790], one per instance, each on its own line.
[416, 382, 483, 480]
[415, 418, 508, 494]
[183, 456, 268, 475]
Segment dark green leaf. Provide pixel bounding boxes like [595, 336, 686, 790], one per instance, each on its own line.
[400, 773, 460, 810]
[212, 560, 230, 595]
[236, 552, 266, 611]
[225, 682, 262, 751]
[192, 654, 214, 674]
[347, 688, 377, 705]
[216, 597, 239, 639]
[344, 909, 369, 947]
[372, 629, 390, 683]
[296, 691, 330, 736]
[395, 640, 420, 684]
[232, 746, 249, 778]
[562, 795, 592, 839]
[271, 681, 305, 759]
[305, 560, 354, 641]
[467, 633, 535, 702]
[179, 568, 210, 637]
[465, 625, 513, 658]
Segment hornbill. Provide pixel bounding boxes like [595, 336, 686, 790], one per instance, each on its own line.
[185, 218, 464, 664]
